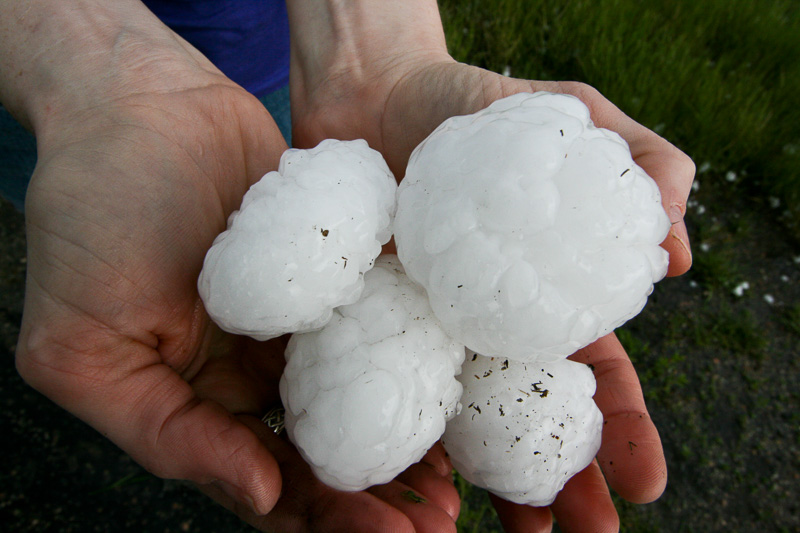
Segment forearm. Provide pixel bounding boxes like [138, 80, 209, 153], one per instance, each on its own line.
[285, 0, 448, 78]
[285, 1, 456, 156]
[0, 0, 212, 137]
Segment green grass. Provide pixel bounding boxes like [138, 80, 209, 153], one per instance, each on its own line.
[455, 473, 503, 533]
[440, 0, 800, 235]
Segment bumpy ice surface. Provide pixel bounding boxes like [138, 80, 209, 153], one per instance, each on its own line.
[279, 255, 466, 491]
[198, 139, 397, 340]
[441, 352, 602, 506]
[395, 92, 671, 361]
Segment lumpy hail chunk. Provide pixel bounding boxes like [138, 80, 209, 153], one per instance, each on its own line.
[279, 255, 465, 491]
[442, 352, 602, 506]
[395, 92, 671, 361]
[199, 139, 396, 340]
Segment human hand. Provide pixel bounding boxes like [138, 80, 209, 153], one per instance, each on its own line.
[5, 2, 459, 531]
[287, 1, 692, 531]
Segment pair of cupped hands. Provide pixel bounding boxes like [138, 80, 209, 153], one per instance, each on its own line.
[13, 4, 694, 533]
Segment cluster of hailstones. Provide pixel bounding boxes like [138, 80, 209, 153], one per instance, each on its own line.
[198, 92, 671, 506]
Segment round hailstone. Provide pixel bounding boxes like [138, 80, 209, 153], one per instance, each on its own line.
[394, 92, 671, 361]
[198, 139, 397, 340]
[441, 352, 602, 506]
[279, 255, 466, 491]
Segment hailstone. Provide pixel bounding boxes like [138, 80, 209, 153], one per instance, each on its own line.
[394, 92, 671, 361]
[198, 139, 397, 340]
[441, 351, 602, 506]
[279, 255, 466, 491]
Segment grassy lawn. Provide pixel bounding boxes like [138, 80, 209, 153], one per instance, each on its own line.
[439, 1, 800, 531]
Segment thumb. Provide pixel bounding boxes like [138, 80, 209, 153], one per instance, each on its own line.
[17, 336, 282, 515]
[139, 378, 283, 516]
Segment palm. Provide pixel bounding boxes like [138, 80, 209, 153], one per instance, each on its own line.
[17, 82, 289, 505]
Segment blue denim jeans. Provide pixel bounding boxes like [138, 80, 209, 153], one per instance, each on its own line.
[0, 84, 291, 212]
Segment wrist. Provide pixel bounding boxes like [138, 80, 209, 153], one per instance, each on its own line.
[286, 0, 453, 151]
[0, 0, 222, 142]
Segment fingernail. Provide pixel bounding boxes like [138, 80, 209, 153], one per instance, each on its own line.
[669, 203, 685, 224]
[214, 480, 260, 515]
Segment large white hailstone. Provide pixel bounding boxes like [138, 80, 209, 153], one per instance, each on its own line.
[395, 92, 671, 361]
[198, 139, 397, 340]
[279, 255, 466, 491]
[441, 352, 602, 507]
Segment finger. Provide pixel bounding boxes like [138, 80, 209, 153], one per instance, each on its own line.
[569, 333, 667, 503]
[18, 334, 283, 516]
[395, 460, 460, 521]
[367, 481, 458, 533]
[419, 441, 454, 478]
[549, 81, 695, 277]
[629, 143, 694, 278]
[550, 460, 619, 533]
[230, 415, 417, 533]
[125, 364, 283, 515]
[489, 492, 553, 533]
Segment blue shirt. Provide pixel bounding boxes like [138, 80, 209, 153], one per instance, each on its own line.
[142, 0, 290, 97]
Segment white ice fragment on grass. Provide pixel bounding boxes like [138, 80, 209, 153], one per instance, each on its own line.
[769, 197, 781, 209]
[725, 171, 738, 182]
[502, 65, 512, 77]
[781, 275, 790, 282]
[764, 294, 775, 305]
[689, 280, 699, 289]
[395, 92, 671, 362]
[732, 281, 750, 297]
[696, 205, 706, 215]
[698, 162, 712, 175]
[198, 139, 397, 340]
[279, 255, 466, 491]
[700, 243, 711, 252]
[441, 352, 602, 507]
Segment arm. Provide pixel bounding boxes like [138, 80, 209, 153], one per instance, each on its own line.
[2, 0, 285, 518]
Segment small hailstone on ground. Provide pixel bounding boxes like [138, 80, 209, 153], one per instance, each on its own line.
[441, 352, 602, 507]
[395, 92, 671, 362]
[732, 281, 750, 297]
[279, 255, 466, 491]
[764, 294, 775, 305]
[198, 139, 397, 340]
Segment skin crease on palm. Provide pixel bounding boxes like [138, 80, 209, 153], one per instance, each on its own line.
[0, 1, 695, 533]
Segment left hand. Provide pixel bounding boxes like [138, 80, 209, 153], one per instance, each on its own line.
[287, 2, 694, 531]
